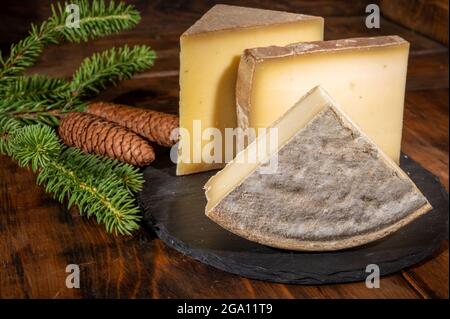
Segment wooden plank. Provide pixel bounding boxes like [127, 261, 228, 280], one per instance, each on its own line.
[402, 89, 449, 190]
[380, 0, 449, 45]
[402, 242, 449, 299]
[0, 154, 158, 298]
[407, 52, 449, 91]
[399, 89, 449, 299]
[324, 16, 447, 54]
[139, 241, 422, 299]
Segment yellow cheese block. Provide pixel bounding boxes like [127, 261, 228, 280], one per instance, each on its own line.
[236, 36, 409, 163]
[177, 4, 324, 175]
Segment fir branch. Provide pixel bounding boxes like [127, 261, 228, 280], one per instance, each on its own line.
[40, 161, 141, 235]
[16, 111, 65, 127]
[7, 124, 143, 235]
[0, 45, 156, 124]
[1, 75, 70, 101]
[0, 0, 151, 235]
[0, 0, 141, 80]
[0, 21, 58, 81]
[0, 75, 86, 126]
[0, 114, 23, 155]
[59, 147, 144, 193]
[70, 45, 156, 98]
[50, 0, 141, 43]
[0, 98, 85, 127]
[8, 124, 62, 171]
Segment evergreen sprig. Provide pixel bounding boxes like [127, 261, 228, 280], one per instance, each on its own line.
[59, 148, 144, 193]
[50, 0, 141, 43]
[8, 124, 62, 171]
[7, 125, 143, 235]
[0, 114, 23, 154]
[0, 21, 58, 81]
[0, 44, 155, 125]
[0, 0, 141, 81]
[0, 75, 75, 126]
[0, 0, 154, 235]
[1, 75, 70, 101]
[70, 45, 156, 98]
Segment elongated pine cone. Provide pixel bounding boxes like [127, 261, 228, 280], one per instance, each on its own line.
[87, 102, 179, 147]
[58, 112, 155, 167]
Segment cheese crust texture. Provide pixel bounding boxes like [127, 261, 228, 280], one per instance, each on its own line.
[206, 87, 431, 251]
[236, 36, 409, 164]
[177, 4, 324, 175]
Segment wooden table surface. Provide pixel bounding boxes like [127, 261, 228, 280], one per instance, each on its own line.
[0, 0, 448, 299]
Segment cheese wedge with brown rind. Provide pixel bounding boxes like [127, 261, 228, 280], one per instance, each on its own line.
[236, 36, 409, 164]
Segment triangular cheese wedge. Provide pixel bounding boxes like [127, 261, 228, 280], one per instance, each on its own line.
[177, 5, 323, 176]
[204, 86, 431, 251]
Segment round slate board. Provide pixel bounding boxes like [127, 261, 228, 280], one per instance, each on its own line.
[137, 153, 449, 285]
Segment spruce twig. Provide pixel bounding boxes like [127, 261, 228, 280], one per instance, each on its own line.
[0, 45, 156, 125]
[0, 0, 153, 235]
[7, 125, 143, 235]
[59, 148, 144, 193]
[49, 0, 141, 43]
[0, 21, 58, 81]
[70, 45, 156, 98]
[1, 75, 70, 101]
[0, 0, 141, 81]
[0, 114, 23, 155]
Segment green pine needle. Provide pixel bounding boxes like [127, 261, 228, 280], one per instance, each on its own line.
[0, 75, 74, 126]
[0, 114, 23, 155]
[8, 124, 62, 171]
[50, 0, 141, 43]
[0, 0, 141, 80]
[40, 161, 141, 235]
[1, 75, 70, 101]
[59, 147, 144, 193]
[0, 0, 152, 235]
[0, 46, 155, 125]
[0, 21, 58, 80]
[70, 45, 156, 98]
[7, 124, 143, 235]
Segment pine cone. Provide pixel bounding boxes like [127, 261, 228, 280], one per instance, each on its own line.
[87, 102, 179, 147]
[58, 112, 155, 167]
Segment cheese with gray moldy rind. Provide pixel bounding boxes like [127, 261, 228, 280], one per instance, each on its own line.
[206, 86, 431, 251]
[236, 36, 409, 164]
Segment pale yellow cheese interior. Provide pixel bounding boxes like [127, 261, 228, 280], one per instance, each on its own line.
[248, 44, 409, 163]
[205, 86, 331, 212]
[178, 19, 324, 175]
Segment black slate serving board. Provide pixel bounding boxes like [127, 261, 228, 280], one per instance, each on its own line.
[137, 153, 449, 285]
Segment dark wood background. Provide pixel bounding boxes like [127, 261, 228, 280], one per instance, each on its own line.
[0, 0, 448, 298]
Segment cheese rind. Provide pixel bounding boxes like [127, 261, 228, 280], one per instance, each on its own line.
[183, 4, 323, 35]
[206, 86, 431, 251]
[236, 36, 409, 163]
[177, 5, 324, 175]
